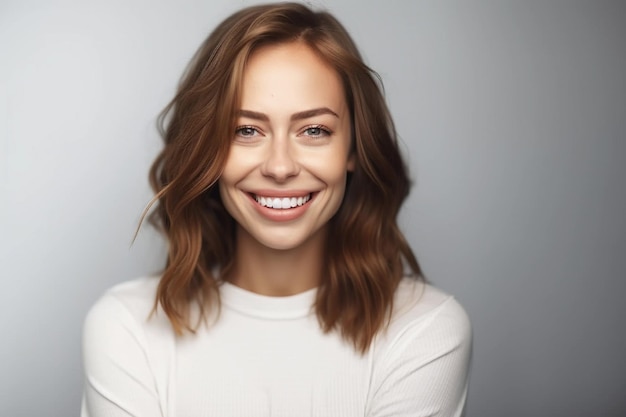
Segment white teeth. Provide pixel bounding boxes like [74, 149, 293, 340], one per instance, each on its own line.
[254, 194, 311, 209]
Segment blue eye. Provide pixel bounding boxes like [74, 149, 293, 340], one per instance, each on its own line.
[235, 126, 258, 137]
[303, 125, 330, 138]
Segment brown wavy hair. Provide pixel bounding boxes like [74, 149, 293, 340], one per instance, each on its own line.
[148, 2, 422, 353]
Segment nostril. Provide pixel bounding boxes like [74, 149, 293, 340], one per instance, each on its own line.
[261, 148, 300, 179]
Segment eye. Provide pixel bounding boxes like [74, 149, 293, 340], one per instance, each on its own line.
[301, 125, 331, 138]
[235, 126, 261, 138]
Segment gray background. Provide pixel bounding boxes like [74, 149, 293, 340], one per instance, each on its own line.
[1, 0, 625, 416]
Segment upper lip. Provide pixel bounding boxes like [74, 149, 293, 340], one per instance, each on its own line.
[247, 189, 315, 198]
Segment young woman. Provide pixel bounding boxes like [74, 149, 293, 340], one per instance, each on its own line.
[82, 3, 471, 416]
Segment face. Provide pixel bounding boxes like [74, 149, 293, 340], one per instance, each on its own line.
[218, 41, 354, 252]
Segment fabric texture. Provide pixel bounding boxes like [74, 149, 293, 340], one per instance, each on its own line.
[81, 276, 471, 417]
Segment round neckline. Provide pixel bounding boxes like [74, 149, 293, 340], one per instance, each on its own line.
[219, 281, 317, 320]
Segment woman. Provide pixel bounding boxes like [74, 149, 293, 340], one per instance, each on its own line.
[82, 3, 471, 416]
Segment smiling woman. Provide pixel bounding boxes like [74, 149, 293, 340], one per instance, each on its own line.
[81, 3, 471, 417]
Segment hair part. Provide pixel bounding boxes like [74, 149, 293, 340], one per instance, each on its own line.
[148, 2, 422, 353]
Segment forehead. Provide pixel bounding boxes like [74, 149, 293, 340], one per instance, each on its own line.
[240, 42, 346, 113]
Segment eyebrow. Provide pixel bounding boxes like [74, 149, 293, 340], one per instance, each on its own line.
[237, 107, 339, 122]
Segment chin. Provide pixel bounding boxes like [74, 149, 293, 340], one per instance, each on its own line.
[240, 223, 327, 253]
[255, 232, 315, 252]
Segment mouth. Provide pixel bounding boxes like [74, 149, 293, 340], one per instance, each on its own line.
[251, 193, 313, 210]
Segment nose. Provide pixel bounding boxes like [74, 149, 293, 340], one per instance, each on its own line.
[261, 136, 300, 182]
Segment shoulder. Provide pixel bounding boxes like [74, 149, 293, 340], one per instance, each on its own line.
[85, 276, 160, 327]
[385, 277, 471, 347]
[83, 276, 173, 356]
[371, 277, 472, 377]
[82, 277, 174, 415]
[365, 278, 472, 416]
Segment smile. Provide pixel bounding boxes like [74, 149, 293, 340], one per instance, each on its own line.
[253, 193, 312, 209]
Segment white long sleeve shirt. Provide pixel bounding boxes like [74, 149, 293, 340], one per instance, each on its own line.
[81, 277, 471, 417]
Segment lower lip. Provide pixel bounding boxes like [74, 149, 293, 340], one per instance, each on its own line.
[248, 193, 315, 222]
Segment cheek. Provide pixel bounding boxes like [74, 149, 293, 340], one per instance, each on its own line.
[218, 156, 243, 206]
[306, 152, 352, 182]
[219, 165, 236, 187]
[218, 176, 243, 224]
[220, 149, 252, 185]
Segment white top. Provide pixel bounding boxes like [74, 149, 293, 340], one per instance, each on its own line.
[81, 277, 471, 417]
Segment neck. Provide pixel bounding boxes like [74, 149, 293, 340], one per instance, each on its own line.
[227, 226, 326, 296]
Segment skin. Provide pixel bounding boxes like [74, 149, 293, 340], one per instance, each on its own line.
[218, 41, 354, 296]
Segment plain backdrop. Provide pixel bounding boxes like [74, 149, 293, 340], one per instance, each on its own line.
[1, 1, 625, 416]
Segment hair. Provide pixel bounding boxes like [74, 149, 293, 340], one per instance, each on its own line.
[148, 2, 422, 353]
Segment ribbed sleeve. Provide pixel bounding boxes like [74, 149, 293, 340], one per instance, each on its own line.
[366, 297, 472, 417]
[81, 292, 164, 417]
